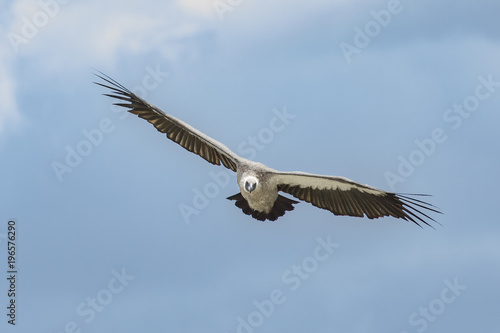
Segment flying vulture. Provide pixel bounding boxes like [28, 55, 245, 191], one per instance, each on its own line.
[95, 74, 441, 227]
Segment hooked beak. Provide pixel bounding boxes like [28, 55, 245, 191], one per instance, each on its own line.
[245, 181, 256, 193]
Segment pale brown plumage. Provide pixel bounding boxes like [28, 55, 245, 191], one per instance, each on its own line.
[96, 73, 441, 227]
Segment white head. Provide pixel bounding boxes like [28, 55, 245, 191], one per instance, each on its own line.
[243, 176, 258, 193]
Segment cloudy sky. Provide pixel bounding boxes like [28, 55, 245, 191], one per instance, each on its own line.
[1, 0, 499, 332]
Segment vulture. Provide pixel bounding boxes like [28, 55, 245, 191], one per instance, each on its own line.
[96, 73, 440, 227]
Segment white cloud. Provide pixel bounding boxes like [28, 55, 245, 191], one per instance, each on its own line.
[177, 0, 217, 18]
[0, 0, 218, 139]
[0, 31, 22, 136]
[4, 0, 350, 72]
[6, 1, 210, 71]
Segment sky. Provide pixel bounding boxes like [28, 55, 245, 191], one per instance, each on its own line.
[1, 0, 499, 332]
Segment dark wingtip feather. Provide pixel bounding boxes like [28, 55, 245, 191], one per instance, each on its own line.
[395, 193, 442, 228]
[94, 71, 125, 88]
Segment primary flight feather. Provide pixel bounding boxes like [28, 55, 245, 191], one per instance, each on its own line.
[95, 73, 441, 227]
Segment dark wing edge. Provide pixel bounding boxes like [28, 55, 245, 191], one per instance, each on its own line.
[275, 172, 442, 228]
[94, 72, 240, 172]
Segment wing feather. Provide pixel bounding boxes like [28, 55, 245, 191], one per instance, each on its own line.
[95, 73, 240, 172]
[275, 172, 440, 227]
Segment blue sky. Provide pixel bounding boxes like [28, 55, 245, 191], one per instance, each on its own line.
[1, 0, 499, 332]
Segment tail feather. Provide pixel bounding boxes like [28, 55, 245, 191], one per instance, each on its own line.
[227, 193, 299, 221]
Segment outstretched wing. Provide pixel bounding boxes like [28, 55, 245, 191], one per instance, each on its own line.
[275, 171, 441, 227]
[95, 73, 240, 172]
